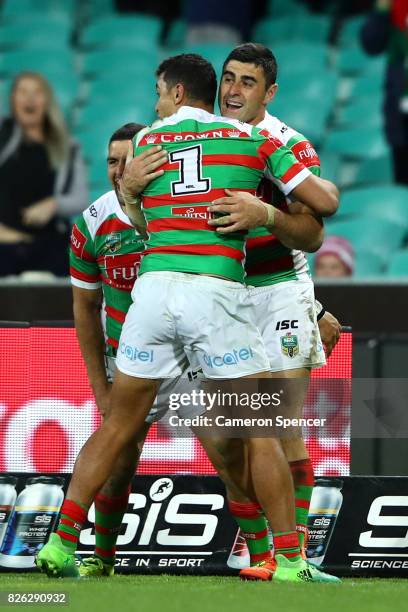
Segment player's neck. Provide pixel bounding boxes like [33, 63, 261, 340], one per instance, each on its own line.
[179, 100, 214, 114]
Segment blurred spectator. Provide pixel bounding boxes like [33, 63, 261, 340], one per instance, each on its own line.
[185, 0, 251, 44]
[0, 72, 88, 277]
[314, 236, 354, 278]
[361, 0, 408, 185]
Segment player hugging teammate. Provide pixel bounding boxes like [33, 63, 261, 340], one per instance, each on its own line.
[37, 46, 342, 584]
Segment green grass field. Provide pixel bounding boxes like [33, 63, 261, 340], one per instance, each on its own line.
[0, 574, 407, 612]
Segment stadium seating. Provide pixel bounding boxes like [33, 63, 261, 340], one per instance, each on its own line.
[354, 250, 385, 277]
[337, 99, 382, 129]
[0, 49, 76, 78]
[0, 20, 72, 49]
[325, 218, 405, 260]
[80, 15, 162, 49]
[270, 42, 329, 73]
[324, 127, 388, 160]
[268, 95, 329, 146]
[338, 186, 408, 230]
[337, 16, 365, 48]
[352, 154, 393, 186]
[266, 0, 307, 17]
[165, 19, 186, 48]
[80, 48, 159, 79]
[386, 250, 408, 277]
[75, 102, 151, 134]
[1, 0, 75, 19]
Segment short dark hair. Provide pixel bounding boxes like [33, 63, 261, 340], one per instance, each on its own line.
[156, 53, 217, 106]
[109, 123, 144, 144]
[222, 43, 278, 88]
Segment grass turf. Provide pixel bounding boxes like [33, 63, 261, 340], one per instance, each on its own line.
[0, 574, 407, 612]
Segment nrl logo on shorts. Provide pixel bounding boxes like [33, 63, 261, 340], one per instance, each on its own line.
[281, 332, 299, 358]
[105, 232, 121, 253]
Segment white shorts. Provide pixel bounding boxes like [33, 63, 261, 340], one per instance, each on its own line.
[105, 355, 204, 424]
[248, 279, 326, 372]
[116, 271, 270, 380]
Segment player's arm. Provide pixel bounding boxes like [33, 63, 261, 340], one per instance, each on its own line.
[208, 192, 323, 251]
[260, 132, 338, 217]
[70, 219, 110, 417]
[72, 285, 111, 417]
[119, 142, 167, 236]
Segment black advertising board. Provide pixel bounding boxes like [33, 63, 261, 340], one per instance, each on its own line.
[1, 474, 408, 577]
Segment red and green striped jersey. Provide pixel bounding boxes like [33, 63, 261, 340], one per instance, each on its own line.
[69, 191, 145, 355]
[135, 106, 311, 283]
[245, 112, 321, 287]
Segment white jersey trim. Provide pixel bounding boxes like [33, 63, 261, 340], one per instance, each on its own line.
[70, 277, 102, 290]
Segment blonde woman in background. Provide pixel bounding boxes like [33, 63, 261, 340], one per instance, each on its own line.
[0, 72, 88, 276]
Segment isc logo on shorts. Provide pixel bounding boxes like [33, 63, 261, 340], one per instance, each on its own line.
[203, 347, 254, 368]
[120, 343, 154, 362]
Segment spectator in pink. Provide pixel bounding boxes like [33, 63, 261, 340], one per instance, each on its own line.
[314, 236, 354, 278]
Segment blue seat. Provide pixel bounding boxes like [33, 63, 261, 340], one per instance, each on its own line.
[267, 95, 330, 146]
[1, 0, 75, 19]
[271, 42, 328, 73]
[81, 15, 162, 49]
[165, 19, 186, 47]
[386, 250, 408, 277]
[337, 99, 382, 129]
[75, 102, 154, 134]
[1, 49, 76, 77]
[324, 127, 388, 160]
[338, 186, 408, 230]
[266, 0, 307, 16]
[81, 49, 158, 79]
[353, 154, 393, 186]
[325, 218, 405, 259]
[0, 21, 72, 49]
[354, 249, 385, 277]
[338, 16, 365, 48]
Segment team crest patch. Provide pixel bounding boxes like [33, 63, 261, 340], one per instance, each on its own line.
[105, 232, 122, 253]
[281, 332, 299, 358]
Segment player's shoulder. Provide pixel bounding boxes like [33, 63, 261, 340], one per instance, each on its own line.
[80, 190, 120, 239]
[257, 112, 306, 145]
[258, 111, 320, 167]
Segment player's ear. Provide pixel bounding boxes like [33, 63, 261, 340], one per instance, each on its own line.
[264, 83, 278, 106]
[173, 82, 185, 105]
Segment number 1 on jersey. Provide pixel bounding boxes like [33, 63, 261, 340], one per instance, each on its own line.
[170, 144, 211, 196]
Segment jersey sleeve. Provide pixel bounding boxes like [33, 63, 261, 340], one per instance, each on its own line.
[69, 215, 102, 290]
[256, 129, 312, 195]
[286, 133, 321, 178]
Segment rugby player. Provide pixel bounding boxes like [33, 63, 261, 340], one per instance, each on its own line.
[120, 45, 342, 580]
[209, 43, 341, 580]
[37, 54, 339, 582]
[70, 123, 204, 576]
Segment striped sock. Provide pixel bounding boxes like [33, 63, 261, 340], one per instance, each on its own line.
[56, 499, 88, 553]
[290, 458, 315, 549]
[228, 500, 271, 566]
[274, 531, 301, 561]
[94, 487, 130, 566]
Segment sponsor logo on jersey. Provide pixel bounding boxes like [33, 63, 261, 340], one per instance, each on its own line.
[292, 141, 320, 168]
[120, 343, 154, 363]
[276, 319, 299, 331]
[70, 225, 87, 258]
[139, 128, 247, 145]
[105, 232, 122, 253]
[89, 204, 98, 217]
[203, 347, 254, 369]
[171, 206, 212, 220]
[280, 333, 299, 358]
